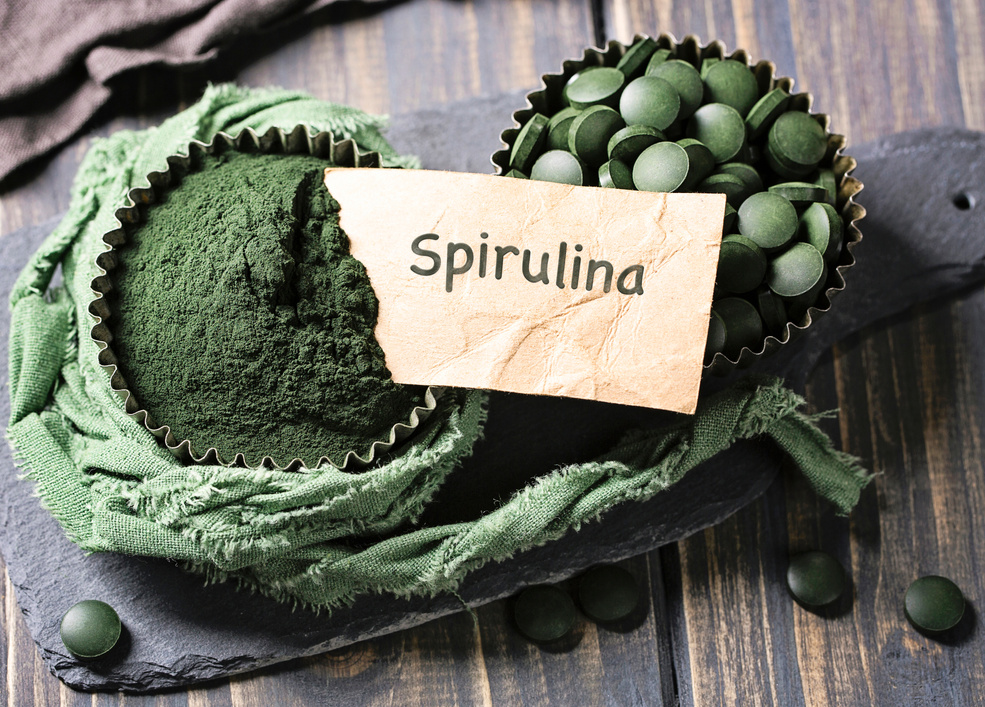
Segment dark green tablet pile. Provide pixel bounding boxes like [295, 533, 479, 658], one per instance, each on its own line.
[504, 37, 847, 363]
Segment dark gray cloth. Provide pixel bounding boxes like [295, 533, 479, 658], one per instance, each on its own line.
[0, 0, 376, 184]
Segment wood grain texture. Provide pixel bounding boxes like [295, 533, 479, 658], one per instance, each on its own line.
[3, 0, 985, 703]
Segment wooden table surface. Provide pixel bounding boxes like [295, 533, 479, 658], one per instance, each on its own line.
[3, 0, 984, 704]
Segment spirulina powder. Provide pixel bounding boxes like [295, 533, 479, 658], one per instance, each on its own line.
[111, 150, 425, 467]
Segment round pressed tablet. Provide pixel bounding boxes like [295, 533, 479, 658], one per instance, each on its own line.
[765, 144, 816, 179]
[648, 59, 704, 118]
[702, 59, 760, 117]
[562, 66, 601, 106]
[644, 48, 673, 74]
[768, 242, 826, 298]
[530, 150, 586, 185]
[546, 106, 582, 151]
[60, 600, 122, 659]
[723, 203, 737, 233]
[699, 56, 720, 79]
[619, 76, 681, 130]
[685, 103, 746, 163]
[905, 576, 965, 633]
[676, 138, 716, 189]
[706, 310, 727, 360]
[717, 235, 767, 293]
[713, 297, 763, 358]
[757, 288, 787, 334]
[799, 202, 843, 263]
[698, 173, 750, 209]
[769, 111, 827, 169]
[513, 585, 577, 643]
[616, 37, 659, 78]
[607, 125, 664, 163]
[813, 168, 838, 205]
[566, 67, 626, 110]
[510, 113, 550, 173]
[769, 181, 829, 208]
[578, 565, 640, 622]
[633, 141, 690, 193]
[717, 162, 764, 194]
[599, 159, 635, 189]
[786, 551, 846, 607]
[568, 105, 626, 167]
[745, 88, 791, 139]
[737, 192, 799, 252]
[504, 169, 528, 179]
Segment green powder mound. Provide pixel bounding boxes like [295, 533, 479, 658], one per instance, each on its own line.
[111, 150, 426, 467]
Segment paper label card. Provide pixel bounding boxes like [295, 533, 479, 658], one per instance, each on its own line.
[324, 168, 724, 414]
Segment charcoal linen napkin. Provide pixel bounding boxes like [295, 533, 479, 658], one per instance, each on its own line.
[0, 0, 383, 184]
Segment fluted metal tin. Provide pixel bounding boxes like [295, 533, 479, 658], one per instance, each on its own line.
[88, 125, 443, 471]
[491, 33, 864, 375]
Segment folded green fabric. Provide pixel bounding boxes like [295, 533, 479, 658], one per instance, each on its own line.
[6, 84, 872, 610]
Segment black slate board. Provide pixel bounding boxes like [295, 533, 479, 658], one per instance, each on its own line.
[1, 92, 983, 691]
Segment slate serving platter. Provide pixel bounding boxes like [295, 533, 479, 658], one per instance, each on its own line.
[1, 91, 983, 691]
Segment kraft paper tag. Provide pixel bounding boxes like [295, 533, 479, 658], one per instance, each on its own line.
[324, 168, 725, 414]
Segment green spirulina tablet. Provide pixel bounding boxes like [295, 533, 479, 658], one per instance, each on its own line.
[566, 67, 626, 110]
[799, 202, 843, 263]
[546, 106, 582, 151]
[702, 59, 760, 117]
[745, 88, 791, 139]
[769, 110, 827, 170]
[768, 242, 826, 298]
[645, 48, 673, 73]
[717, 162, 764, 194]
[813, 168, 838, 205]
[510, 113, 550, 173]
[904, 576, 965, 633]
[717, 234, 767, 293]
[513, 585, 577, 643]
[769, 181, 828, 208]
[578, 565, 640, 623]
[737, 192, 799, 252]
[619, 76, 681, 130]
[713, 297, 764, 358]
[723, 203, 737, 232]
[706, 310, 727, 360]
[599, 158, 635, 189]
[530, 149, 586, 185]
[757, 288, 787, 333]
[699, 56, 720, 79]
[569, 105, 626, 167]
[60, 600, 122, 659]
[616, 37, 659, 78]
[608, 125, 664, 163]
[698, 173, 749, 209]
[766, 145, 815, 179]
[633, 141, 690, 193]
[677, 138, 715, 189]
[786, 551, 846, 607]
[504, 169, 528, 179]
[562, 66, 601, 106]
[648, 60, 703, 118]
[686, 103, 746, 163]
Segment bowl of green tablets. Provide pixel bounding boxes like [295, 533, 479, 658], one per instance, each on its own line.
[492, 33, 864, 374]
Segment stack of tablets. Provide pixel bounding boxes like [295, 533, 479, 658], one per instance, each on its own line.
[500, 36, 854, 366]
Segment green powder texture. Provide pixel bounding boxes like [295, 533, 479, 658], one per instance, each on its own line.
[111, 151, 426, 467]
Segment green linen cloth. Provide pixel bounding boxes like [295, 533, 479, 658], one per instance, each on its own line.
[6, 84, 871, 610]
